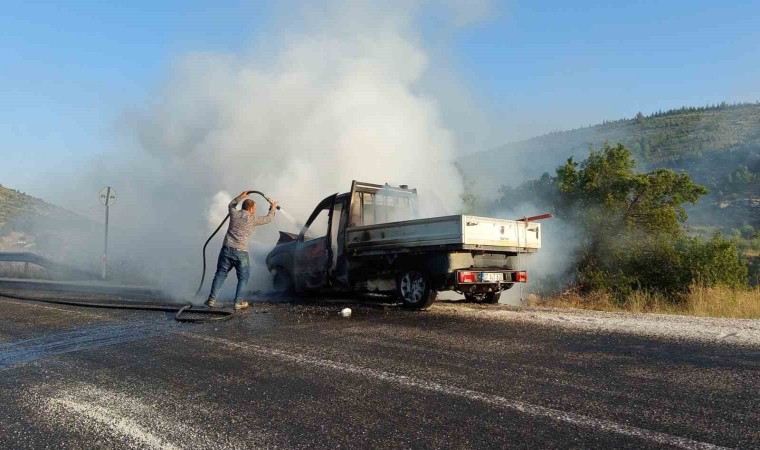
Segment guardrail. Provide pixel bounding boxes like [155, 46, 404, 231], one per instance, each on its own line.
[0, 252, 97, 280]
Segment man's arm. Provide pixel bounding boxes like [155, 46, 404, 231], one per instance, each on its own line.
[228, 191, 249, 213]
[253, 201, 278, 225]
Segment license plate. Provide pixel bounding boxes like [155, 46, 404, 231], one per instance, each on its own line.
[481, 272, 503, 282]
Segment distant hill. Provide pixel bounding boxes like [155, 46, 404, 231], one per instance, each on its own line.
[0, 184, 92, 252]
[459, 102, 760, 228]
[1, 185, 69, 230]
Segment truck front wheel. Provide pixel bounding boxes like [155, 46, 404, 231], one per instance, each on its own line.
[397, 270, 437, 309]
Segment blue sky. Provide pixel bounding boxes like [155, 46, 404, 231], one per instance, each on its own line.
[450, 1, 760, 129]
[2, 0, 759, 197]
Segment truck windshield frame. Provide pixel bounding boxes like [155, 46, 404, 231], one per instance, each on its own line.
[349, 181, 418, 227]
[299, 194, 338, 242]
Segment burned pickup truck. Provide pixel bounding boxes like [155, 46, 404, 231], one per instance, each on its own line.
[266, 181, 543, 309]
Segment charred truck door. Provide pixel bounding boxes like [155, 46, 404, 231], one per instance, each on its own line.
[294, 194, 338, 291]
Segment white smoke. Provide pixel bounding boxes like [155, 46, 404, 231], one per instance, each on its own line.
[207, 191, 232, 231]
[133, 32, 464, 220]
[55, 0, 494, 300]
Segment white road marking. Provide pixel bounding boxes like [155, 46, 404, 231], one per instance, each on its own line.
[189, 334, 728, 450]
[49, 398, 179, 450]
[30, 382, 266, 450]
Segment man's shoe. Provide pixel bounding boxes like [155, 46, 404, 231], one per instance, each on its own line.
[204, 298, 217, 308]
[234, 300, 249, 310]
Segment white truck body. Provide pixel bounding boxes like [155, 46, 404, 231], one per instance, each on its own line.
[346, 215, 541, 253]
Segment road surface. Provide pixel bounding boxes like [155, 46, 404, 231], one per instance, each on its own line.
[0, 286, 758, 449]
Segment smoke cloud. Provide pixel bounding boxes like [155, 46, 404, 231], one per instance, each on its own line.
[53, 0, 498, 300]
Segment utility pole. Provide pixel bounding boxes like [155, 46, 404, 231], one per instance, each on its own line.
[99, 186, 116, 280]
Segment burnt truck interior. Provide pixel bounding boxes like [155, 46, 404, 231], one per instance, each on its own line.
[266, 180, 536, 309]
[287, 182, 418, 290]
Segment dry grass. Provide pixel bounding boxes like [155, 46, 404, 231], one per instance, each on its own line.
[684, 284, 760, 319]
[528, 284, 760, 319]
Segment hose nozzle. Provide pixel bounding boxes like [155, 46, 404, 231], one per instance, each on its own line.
[263, 195, 281, 210]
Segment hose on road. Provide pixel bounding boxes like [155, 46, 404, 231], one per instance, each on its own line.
[0, 290, 234, 323]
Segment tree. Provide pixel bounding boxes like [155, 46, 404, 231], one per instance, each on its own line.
[495, 143, 745, 299]
[554, 143, 707, 235]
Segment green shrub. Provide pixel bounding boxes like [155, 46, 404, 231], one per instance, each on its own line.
[678, 234, 748, 288]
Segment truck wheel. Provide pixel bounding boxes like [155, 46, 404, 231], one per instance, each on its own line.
[397, 270, 437, 309]
[272, 267, 294, 294]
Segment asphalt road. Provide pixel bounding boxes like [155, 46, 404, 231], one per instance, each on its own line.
[0, 287, 757, 449]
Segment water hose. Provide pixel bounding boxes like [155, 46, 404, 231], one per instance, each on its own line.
[0, 290, 232, 323]
[195, 190, 280, 297]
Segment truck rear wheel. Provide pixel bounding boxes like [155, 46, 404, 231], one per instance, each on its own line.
[397, 270, 437, 309]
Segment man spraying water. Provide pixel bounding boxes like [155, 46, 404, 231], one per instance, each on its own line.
[205, 190, 278, 310]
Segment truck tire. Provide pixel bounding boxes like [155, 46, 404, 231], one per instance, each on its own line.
[397, 270, 437, 309]
[272, 267, 294, 294]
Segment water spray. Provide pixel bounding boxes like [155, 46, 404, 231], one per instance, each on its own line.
[277, 208, 304, 231]
[258, 191, 302, 230]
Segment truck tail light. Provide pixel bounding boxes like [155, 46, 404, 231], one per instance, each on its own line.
[458, 271, 476, 283]
[514, 271, 527, 282]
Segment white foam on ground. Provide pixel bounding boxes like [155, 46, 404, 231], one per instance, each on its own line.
[189, 334, 727, 450]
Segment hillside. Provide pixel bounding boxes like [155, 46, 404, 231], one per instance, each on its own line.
[0, 184, 92, 253]
[0, 185, 67, 230]
[459, 102, 760, 228]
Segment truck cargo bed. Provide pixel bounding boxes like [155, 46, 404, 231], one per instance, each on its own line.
[345, 215, 541, 254]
